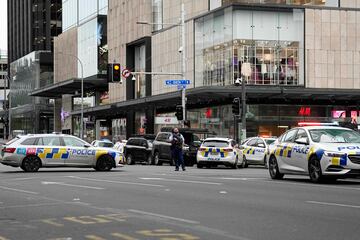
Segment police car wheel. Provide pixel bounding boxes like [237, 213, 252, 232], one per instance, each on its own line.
[309, 156, 324, 183]
[21, 156, 41, 172]
[96, 155, 113, 171]
[268, 156, 284, 180]
[126, 154, 134, 165]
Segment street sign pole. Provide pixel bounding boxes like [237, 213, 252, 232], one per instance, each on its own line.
[181, 3, 186, 127]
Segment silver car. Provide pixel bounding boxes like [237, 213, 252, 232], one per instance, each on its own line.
[0, 134, 124, 172]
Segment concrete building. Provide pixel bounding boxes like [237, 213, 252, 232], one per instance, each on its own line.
[0, 52, 9, 138]
[34, 0, 360, 141]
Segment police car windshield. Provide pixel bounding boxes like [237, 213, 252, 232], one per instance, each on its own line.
[99, 142, 114, 148]
[202, 141, 229, 148]
[265, 139, 276, 145]
[309, 129, 360, 143]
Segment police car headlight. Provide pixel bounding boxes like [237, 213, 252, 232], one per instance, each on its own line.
[324, 151, 344, 158]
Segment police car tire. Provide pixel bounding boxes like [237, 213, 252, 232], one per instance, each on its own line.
[126, 154, 134, 165]
[96, 155, 113, 171]
[21, 156, 41, 172]
[308, 156, 324, 183]
[269, 156, 284, 180]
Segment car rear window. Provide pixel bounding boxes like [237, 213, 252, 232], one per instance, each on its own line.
[265, 139, 275, 145]
[202, 141, 229, 148]
[6, 137, 21, 145]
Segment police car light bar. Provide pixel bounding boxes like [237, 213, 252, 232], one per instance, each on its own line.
[298, 122, 339, 127]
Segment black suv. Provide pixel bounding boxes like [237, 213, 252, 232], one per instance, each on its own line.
[123, 135, 155, 165]
[152, 128, 209, 166]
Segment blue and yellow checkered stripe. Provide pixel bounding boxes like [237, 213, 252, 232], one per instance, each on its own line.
[36, 148, 69, 159]
[244, 147, 256, 155]
[274, 145, 292, 158]
[200, 148, 231, 158]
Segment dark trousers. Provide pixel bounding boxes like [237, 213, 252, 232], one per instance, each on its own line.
[172, 148, 185, 170]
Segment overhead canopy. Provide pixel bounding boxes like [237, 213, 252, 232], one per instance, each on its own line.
[30, 77, 108, 98]
[71, 85, 360, 119]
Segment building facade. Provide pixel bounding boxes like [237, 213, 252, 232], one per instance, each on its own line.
[0, 52, 9, 138]
[34, 0, 360, 142]
[7, 0, 62, 136]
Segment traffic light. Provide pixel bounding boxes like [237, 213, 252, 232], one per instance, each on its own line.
[112, 63, 121, 82]
[175, 105, 183, 121]
[232, 98, 240, 115]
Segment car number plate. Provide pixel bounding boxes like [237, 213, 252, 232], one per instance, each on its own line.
[207, 157, 220, 161]
[210, 152, 218, 156]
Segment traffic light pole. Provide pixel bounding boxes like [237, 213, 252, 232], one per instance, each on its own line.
[240, 78, 246, 142]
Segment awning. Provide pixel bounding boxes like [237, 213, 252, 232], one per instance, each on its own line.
[30, 76, 108, 98]
[70, 86, 360, 118]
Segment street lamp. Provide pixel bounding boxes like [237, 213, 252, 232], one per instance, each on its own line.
[137, 3, 187, 125]
[56, 51, 84, 139]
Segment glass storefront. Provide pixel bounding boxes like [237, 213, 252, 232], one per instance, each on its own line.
[112, 118, 127, 142]
[134, 45, 146, 99]
[222, 0, 338, 7]
[195, 7, 304, 87]
[9, 51, 54, 134]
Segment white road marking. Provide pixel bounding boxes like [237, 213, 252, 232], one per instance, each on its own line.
[0, 185, 38, 195]
[128, 209, 200, 224]
[139, 177, 222, 185]
[219, 191, 228, 194]
[66, 176, 164, 188]
[41, 181, 104, 190]
[10, 177, 38, 181]
[306, 201, 360, 209]
[0, 202, 74, 209]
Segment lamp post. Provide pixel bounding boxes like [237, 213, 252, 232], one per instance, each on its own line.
[136, 2, 186, 125]
[57, 52, 84, 139]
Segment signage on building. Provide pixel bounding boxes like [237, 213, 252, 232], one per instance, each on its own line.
[155, 117, 179, 124]
[165, 80, 191, 85]
[298, 107, 311, 116]
[122, 68, 131, 78]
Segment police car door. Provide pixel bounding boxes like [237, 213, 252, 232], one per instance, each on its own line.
[37, 136, 65, 166]
[62, 136, 92, 166]
[243, 138, 257, 163]
[292, 128, 310, 173]
[254, 139, 266, 162]
[278, 129, 298, 170]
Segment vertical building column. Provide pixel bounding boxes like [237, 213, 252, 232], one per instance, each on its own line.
[145, 105, 155, 134]
[126, 110, 135, 139]
[54, 98, 62, 132]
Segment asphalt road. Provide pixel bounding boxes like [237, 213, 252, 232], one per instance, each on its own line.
[0, 164, 359, 240]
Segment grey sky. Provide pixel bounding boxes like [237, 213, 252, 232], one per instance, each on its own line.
[0, 0, 7, 54]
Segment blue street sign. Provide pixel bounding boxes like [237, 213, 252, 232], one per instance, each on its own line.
[165, 80, 191, 85]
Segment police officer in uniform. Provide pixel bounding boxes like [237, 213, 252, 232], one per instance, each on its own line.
[169, 128, 185, 171]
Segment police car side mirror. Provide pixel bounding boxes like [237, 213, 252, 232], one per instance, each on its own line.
[295, 138, 309, 145]
[84, 144, 91, 148]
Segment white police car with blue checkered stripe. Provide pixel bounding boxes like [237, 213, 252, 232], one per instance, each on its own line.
[268, 126, 360, 182]
[0, 134, 124, 172]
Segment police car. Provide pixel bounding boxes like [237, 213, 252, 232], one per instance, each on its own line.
[267, 124, 360, 182]
[241, 137, 276, 167]
[0, 134, 124, 172]
[196, 137, 243, 169]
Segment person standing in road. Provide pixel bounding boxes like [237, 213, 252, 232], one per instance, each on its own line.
[169, 128, 186, 171]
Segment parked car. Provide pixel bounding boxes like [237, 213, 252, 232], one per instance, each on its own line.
[197, 137, 243, 169]
[241, 137, 276, 167]
[123, 135, 155, 165]
[91, 139, 114, 148]
[152, 128, 212, 166]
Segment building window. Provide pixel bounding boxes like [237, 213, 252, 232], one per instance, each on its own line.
[195, 8, 304, 87]
[134, 45, 146, 99]
[152, 0, 163, 31]
[221, 0, 338, 7]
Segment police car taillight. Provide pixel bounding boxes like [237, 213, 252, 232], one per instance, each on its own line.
[3, 148, 16, 153]
[199, 147, 206, 151]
